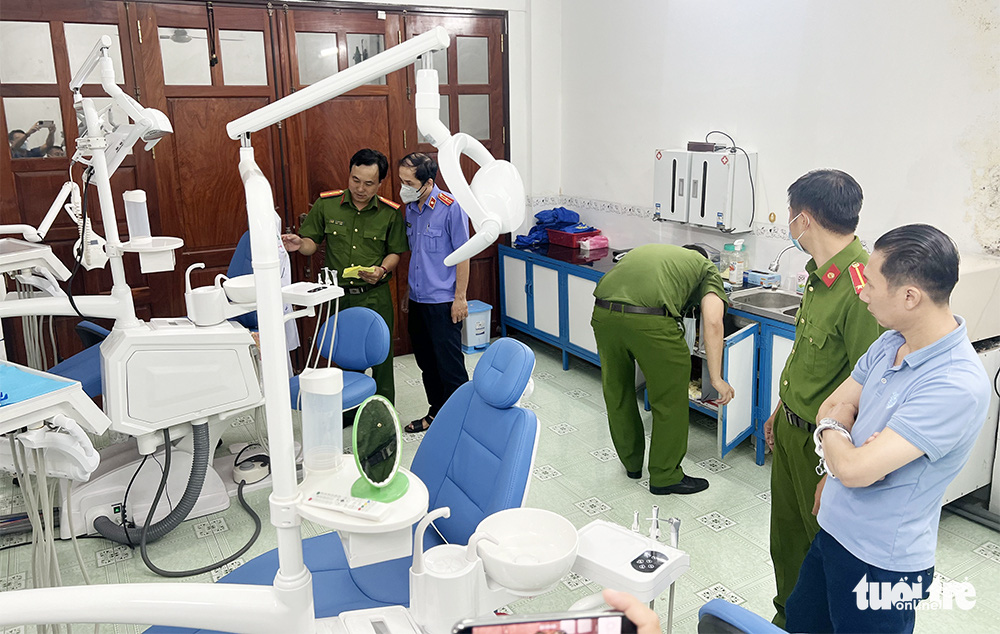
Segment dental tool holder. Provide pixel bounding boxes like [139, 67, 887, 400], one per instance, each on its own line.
[409, 512, 689, 634]
[184, 264, 344, 327]
[573, 519, 689, 603]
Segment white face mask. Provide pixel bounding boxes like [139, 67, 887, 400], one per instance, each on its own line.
[400, 183, 423, 204]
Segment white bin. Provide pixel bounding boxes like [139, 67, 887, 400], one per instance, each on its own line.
[461, 300, 492, 353]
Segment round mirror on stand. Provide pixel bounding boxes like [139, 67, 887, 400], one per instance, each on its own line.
[351, 395, 409, 502]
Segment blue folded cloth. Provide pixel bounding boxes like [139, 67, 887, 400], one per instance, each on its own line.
[514, 208, 596, 247]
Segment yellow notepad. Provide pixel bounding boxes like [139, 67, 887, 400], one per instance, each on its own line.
[343, 265, 379, 279]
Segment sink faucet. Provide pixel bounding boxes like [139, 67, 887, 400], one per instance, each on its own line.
[769, 244, 796, 273]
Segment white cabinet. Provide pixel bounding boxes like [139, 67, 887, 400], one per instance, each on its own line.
[566, 275, 598, 356]
[502, 255, 528, 324]
[694, 322, 758, 459]
[533, 264, 560, 338]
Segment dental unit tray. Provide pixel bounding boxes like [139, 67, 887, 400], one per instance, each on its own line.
[573, 519, 690, 601]
[281, 281, 344, 307]
[0, 361, 112, 436]
[0, 238, 72, 281]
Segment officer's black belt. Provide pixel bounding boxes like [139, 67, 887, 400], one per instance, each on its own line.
[344, 281, 386, 295]
[783, 403, 817, 433]
[594, 298, 667, 316]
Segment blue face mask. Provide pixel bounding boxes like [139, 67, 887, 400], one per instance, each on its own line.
[789, 213, 809, 253]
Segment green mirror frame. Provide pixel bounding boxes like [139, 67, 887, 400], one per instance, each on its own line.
[350, 395, 409, 502]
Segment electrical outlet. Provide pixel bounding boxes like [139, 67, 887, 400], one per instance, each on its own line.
[96, 545, 133, 567]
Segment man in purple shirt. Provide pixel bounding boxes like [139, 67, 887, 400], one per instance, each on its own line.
[398, 153, 471, 433]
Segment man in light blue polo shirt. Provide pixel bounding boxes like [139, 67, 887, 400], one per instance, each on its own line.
[785, 224, 991, 634]
[398, 153, 471, 433]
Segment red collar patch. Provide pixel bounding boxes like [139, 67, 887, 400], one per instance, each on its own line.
[821, 263, 842, 287]
[428, 196, 436, 209]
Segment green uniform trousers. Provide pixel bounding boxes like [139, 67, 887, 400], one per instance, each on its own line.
[769, 406, 822, 629]
[339, 283, 395, 405]
[592, 307, 690, 488]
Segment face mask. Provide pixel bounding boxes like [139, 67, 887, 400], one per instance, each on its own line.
[400, 183, 423, 204]
[790, 213, 809, 253]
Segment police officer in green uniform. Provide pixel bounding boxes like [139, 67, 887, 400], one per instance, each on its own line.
[592, 244, 735, 495]
[763, 170, 882, 628]
[283, 149, 409, 404]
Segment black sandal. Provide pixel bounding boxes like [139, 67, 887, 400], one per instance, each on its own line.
[404, 415, 434, 433]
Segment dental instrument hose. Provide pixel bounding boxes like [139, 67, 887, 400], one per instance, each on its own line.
[92, 423, 211, 545]
[138, 428, 262, 578]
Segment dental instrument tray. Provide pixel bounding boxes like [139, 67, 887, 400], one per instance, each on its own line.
[573, 519, 690, 600]
[281, 281, 345, 307]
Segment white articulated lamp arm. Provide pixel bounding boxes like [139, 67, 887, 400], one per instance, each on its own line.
[228, 27, 451, 139]
[414, 69, 526, 266]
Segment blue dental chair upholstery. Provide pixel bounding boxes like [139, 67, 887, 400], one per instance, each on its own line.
[47, 321, 110, 398]
[698, 599, 786, 633]
[226, 230, 258, 331]
[146, 337, 538, 634]
[288, 307, 390, 410]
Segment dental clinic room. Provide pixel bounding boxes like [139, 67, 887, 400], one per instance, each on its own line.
[2, 0, 1000, 633]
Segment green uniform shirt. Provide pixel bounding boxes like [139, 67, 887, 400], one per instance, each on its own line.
[298, 189, 409, 288]
[778, 236, 883, 422]
[593, 244, 729, 316]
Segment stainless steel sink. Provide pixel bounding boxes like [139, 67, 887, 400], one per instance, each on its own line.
[729, 288, 802, 324]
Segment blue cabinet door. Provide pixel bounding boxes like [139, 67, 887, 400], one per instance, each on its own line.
[719, 322, 758, 458]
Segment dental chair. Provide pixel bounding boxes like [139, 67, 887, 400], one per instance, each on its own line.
[698, 599, 786, 633]
[288, 306, 390, 411]
[148, 337, 538, 634]
[47, 320, 110, 398]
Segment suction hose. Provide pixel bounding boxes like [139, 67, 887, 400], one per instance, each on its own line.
[93, 422, 211, 545]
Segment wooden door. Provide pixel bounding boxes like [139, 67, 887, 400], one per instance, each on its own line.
[402, 14, 508, 341]
[277, 8, 410, 359]
[0, 0, 153, 365]
[131, 2, 282, 317]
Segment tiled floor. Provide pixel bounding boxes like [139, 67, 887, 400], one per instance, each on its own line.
[2, 333, 999, 633]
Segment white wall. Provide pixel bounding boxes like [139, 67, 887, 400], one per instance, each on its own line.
[551, 0, 1000, 274]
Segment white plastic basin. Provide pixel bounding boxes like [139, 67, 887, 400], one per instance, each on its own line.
[223, 274, 256, 304]
[475, 508, 578, 593]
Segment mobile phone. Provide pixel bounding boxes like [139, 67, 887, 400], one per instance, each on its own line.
[452, 610, 638, 634]
[37, 120, 54, 126]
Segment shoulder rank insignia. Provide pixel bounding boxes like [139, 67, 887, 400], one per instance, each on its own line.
[378, 195, 401, 210]
[821, 263, 841, 288]
[319, 189, 342, 199]
[848, 262, 866, 295]
[437, 192, 455, 206]
[427, 196, 436, 209]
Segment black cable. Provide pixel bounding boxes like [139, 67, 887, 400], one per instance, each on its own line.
[138, 429, 263, 578]
[150, 451, 174, 510]
[65, 168, 92, 320]
[704, 131, 755, 233]
[993, 359, 999, 400]
[119, 454, 149, 548]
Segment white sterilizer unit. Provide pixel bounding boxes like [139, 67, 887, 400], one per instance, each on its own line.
[653, 149, 758, 232]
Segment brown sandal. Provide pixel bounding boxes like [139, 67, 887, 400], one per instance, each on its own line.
[404, 414, 434, 433]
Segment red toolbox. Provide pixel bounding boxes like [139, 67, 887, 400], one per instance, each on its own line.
[546, 228, 602, 248]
